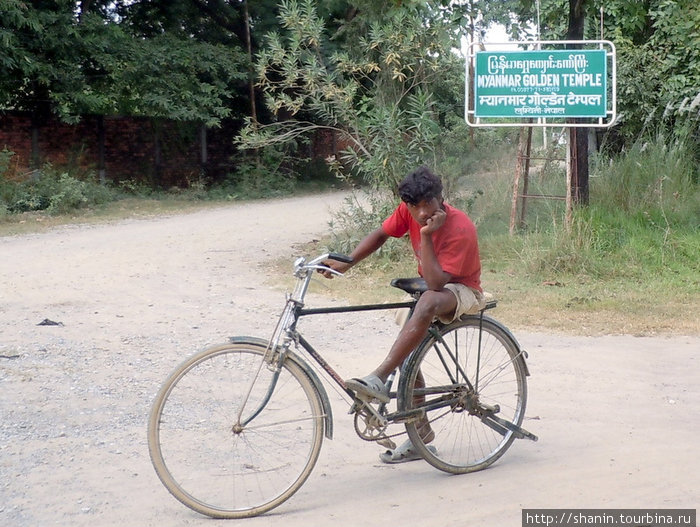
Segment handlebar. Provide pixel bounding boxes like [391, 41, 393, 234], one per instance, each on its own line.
[326, 253, 353, 264]
[294, 253, 353, 278]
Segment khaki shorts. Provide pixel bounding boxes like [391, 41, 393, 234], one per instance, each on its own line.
[394, 283, 486, 327]
[438, 283, 485, 324]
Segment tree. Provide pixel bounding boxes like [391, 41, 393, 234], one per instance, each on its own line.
[521, 0, 700, 145]
[238, 0, 465, 197]
[0, 1, 247, 126]
[609, 0, 700, 143]
[0, 0, 248, 180]
[567, 0, 590, 206]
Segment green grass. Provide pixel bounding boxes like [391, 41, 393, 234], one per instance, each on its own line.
[280, 229, 698, 337]
[308, 127, 700, 337]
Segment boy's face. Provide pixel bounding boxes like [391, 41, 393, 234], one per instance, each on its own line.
[406, 197, 442, 227]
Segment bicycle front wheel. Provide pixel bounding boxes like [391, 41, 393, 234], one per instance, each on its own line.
[399, 316, 527, 474]
[148, 341, 325, 518]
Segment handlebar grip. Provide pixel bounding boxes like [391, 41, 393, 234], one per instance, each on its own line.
[327, 252, 353, 264]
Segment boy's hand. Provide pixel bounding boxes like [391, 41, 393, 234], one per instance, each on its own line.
[318, 259, 351, 279]
[420, 208, 446, 235]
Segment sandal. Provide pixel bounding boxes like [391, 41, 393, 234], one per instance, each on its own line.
[345, 374, 390, 403]
[379, 439, 438, 464]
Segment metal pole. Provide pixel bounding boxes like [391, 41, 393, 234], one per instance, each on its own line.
[510, 127, 527, 235]
[519, 126, 533, 229]
[566, 128, 574, 229]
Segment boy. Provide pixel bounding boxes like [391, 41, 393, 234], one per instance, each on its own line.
[322, 166, 484, 463]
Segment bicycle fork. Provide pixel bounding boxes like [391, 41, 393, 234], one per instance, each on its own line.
[232, 349, 286, 433]
[232, 300, 298, 432]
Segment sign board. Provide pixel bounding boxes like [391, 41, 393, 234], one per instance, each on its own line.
[465, 41, 616, 127]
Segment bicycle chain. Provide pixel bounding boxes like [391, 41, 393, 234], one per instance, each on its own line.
[353, 411, 406, 444]
[352, 408, 441, 443]
[352, 407, 448, 444]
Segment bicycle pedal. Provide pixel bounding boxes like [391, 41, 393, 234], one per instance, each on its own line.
[348, 399, 374, 415]
[376, 437, 396, 450]
[479, 402, 500, 414]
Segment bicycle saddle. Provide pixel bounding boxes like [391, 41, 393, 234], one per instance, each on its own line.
[390, 277, 427, 294]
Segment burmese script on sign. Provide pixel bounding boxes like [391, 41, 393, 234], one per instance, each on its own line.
[474, 49, 608, 119]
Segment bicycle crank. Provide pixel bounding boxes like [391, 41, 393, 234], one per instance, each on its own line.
[351, 401, 397, 449]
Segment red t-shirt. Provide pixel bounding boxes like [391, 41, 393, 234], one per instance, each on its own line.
[382, 202, 481, 291]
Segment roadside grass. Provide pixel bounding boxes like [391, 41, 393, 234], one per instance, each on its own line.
[271, 129, 699, 337]
[479, 265, 699, 336]
[268, 235, 699, 337]
[3, 129, 697, 336]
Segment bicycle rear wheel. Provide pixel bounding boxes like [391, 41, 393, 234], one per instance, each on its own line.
[148, 341, 324, 518]
[399, 316, 527, 474]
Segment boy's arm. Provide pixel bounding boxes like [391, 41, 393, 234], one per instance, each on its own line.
[321, 227, 389, 278]
[419, 209, 452, 290]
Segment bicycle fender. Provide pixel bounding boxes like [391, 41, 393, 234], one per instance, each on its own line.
[228, 336, 334, 440]
[287, 351, 334, 440]
[473, 315, 531, 377]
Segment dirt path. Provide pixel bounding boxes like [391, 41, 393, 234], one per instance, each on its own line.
[1, 192, 698, 527]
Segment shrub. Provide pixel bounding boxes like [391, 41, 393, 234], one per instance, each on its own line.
[484, 125, 700, 280]
[0, 163, 118, 215]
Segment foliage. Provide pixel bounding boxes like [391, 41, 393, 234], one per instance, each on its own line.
[525, 0, 700, 144]
[0, 0, 247, 126]
[327, 191, 411, 264]
[0, 161, 118, 215]
[604, 0, 700, 143]
[239, 0, 464, 201]
[211, 145, 297, 200]
[481, 125, 699, 280]
[108, 32, 245, 126]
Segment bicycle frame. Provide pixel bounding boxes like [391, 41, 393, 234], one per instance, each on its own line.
[294, 301, 415, 394]
[242, 253, 522, 438]
[237, 254, 416, 429]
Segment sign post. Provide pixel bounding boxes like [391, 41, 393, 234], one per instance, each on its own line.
[465, 41, 616, 127]
[465, 41, 617, 232]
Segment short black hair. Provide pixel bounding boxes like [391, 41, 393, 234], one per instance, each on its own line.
[398, 166, 443, 205]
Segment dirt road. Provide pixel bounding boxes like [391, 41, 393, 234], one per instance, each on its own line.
[1, 192, 697, 526]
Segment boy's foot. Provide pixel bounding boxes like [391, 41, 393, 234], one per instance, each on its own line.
[345, 374, 390, 403]
[379, 439, 438, 464]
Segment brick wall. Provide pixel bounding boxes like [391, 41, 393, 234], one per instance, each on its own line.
[0, 112, 239, 187]
[1, 112, 346, 187]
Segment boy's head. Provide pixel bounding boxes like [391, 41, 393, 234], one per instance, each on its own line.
[398, 166, 443, 206]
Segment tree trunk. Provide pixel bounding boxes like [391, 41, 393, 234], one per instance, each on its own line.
[200, 124, 208, 176]
[78, 0, 92, 23]
[153, 120, 162, 186]
[243, 0, 257, 124]
[97, 115, 106, 184]
[566, 0, 589, 206]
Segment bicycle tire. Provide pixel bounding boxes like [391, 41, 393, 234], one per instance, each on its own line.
[147, 341, 325, 518]
[398, 316, 527, 474]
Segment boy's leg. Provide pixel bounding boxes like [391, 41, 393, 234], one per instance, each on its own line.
[345, 288, 459, 403]
[413, 368, 434, 441]
[373, 289, 457, 380]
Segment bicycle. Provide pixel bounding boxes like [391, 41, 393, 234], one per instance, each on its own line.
[147, 253, 538, 519]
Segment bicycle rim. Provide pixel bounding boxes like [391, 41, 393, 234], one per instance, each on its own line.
[148, 342, 324, 518]
[400, 317, 527, 474]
